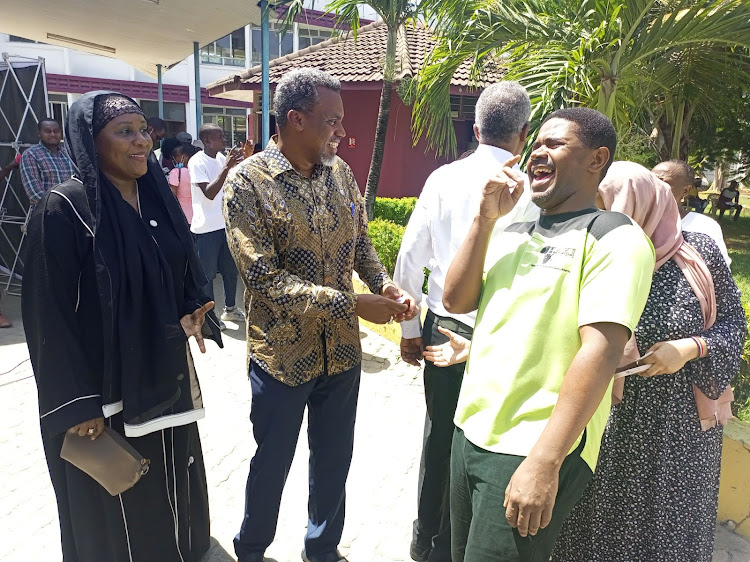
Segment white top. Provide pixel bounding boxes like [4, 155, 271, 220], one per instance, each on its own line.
[188, 151, 227, 234]
[681, 211, 731, 266]
[393, 144, 540, 339]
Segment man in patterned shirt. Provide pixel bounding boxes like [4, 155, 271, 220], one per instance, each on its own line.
[225, 68, 418, 562]
[20, 118, 75, 207]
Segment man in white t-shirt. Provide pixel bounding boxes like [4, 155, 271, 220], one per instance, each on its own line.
[188, 124, 245, 328]
[652, 160, 731, 266]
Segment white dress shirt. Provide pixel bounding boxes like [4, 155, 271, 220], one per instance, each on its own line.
[681, 211, 731, 266]
[393, 144, 540, 339]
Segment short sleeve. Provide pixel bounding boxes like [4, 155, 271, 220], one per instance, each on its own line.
[188, 158, 209, 184]
[578, 219, 655, 333]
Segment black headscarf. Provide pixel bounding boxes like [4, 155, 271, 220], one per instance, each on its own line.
[64, 91, 221, 430]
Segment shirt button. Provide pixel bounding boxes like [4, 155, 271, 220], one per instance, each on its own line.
[149, 220, 157, 227]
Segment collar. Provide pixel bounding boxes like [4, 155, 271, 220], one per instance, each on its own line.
[264, 136, 325, 179]
[473, 143, 518, 167]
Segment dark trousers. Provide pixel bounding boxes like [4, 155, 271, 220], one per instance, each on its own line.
[451, 428, 592, 562]
[194, 228, 237, 308]
[234, 361, 361, 561]
[413, 311, 473, 561]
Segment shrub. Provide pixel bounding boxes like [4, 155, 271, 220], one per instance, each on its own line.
[373, 197, 417, 227]
[368, 218, 405, 277]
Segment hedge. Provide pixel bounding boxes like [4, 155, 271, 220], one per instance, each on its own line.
[373, 197, 417, 227]
[368, 218, 405, 277]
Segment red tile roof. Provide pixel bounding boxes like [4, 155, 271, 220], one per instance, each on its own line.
[207, 20, 502, 99]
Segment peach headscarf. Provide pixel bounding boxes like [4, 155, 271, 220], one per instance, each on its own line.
[600, 162, 730, 430]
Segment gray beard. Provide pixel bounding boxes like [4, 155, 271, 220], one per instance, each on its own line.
[320, 152, 336, 166]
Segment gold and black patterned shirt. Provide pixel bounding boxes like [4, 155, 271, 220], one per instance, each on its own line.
[224, 140, 390, 386]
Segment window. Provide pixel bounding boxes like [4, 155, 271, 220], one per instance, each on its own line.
[48, 94, 69, 138]
[139, 101, 188, 138]
[251, 23, 294, 66]
[201, 28, 246, 66]
[298, 26, 332, 50]
[450, 95, 478, 120]
[202, 107, 248, 147]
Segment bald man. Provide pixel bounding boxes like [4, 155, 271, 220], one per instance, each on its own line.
[652, 160, 731, 266]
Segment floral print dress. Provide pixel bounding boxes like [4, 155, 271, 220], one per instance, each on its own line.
[552, 232, 746, 561]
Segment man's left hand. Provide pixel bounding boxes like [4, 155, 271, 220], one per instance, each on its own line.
[381, 284, 419, 322]
[180, 301, 215, 353]
[504, 456, 560, 537]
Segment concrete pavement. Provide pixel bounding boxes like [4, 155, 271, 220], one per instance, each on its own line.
[1, 286, 749, 561]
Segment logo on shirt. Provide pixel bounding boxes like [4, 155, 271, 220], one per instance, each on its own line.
[540, 245, 576, 264]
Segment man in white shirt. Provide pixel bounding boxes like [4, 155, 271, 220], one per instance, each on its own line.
[652, 160, 731, 266]
[393, 82, 539, 562]
[189, 124, 245, 328]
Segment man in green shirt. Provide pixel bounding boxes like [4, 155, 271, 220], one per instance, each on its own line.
[443, 107, 655, 561]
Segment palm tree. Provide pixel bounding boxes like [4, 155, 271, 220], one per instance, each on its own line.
[278, 0, 421, 218]
[413, 0, 750, 159]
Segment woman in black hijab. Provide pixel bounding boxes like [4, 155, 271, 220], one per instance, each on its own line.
[23, 91, 222, 562]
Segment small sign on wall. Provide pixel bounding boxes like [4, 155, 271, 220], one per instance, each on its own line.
[348, 137, 356, 148]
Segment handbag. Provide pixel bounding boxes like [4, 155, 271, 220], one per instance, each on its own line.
[60, 426, 150, 496]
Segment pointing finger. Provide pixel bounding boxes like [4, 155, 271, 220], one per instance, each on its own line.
[503, 154, 522, 169]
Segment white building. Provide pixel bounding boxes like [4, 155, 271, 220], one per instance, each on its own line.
[0, 4, 377, 147]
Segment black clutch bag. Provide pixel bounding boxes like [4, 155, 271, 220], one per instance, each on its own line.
[60, 426, 150, 496]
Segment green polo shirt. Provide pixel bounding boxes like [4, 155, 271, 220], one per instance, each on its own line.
[455, 209, 655, 470]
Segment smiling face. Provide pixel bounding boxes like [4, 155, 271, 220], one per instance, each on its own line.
[301, 87, 346, 166]
[94, 113, 153, 181]
[526, 118, 608, 212]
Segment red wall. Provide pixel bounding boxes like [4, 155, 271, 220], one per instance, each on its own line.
[337, 88, 463, 198]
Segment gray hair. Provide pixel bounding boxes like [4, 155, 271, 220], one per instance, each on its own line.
[274, 68, 341, 128]
[475, 81, 531, 144]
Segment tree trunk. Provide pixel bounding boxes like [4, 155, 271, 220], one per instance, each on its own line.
[670, 100, 685, 160]
[363, 25, 397, 220]
[715, 160, 728, 192]
[363, 79, 394, 219]
[598, 76, 617, 119]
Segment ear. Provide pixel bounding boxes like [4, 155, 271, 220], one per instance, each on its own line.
[287, 109, 306, 132]
[588, 147, 610, 177]
[682, 185, 691, 200]
[473, 124, 480, 142]
[519, 123, 530, 144]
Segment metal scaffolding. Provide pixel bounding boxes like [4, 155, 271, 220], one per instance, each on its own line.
[0, 53, 49, 296]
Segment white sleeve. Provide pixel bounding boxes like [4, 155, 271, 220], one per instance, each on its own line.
[393, 179, 436, 339]
[188, 158, 210, 185]
[708, 221, 732, 267]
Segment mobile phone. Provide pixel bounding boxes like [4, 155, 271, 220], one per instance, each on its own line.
[614, 364, 650, 378]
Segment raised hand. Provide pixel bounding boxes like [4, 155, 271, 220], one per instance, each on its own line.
[180, 301, 215, 353]
[478, 155, 526, 222]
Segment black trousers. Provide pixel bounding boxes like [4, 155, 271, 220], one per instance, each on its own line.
[451, 428, 592, 562]
[413, 311, 473, 561]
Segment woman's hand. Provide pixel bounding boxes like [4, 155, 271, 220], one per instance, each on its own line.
[70, 417, 105, 440]
[180, 301, 215, 353]
[639, 338, 701, 377]
[422, 326, 471, 367]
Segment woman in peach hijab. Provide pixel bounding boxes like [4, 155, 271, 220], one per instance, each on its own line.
[553, 161, 746, 561]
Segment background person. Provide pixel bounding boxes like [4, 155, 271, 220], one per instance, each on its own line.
[553, 161, 746, 562]
[167, 141, 196, 224]
[147, 116, 167, 165]
[653, 160, 731, 266]
[225, 68, 418, 562]
[188, 124, 245, 328]
[718, 179, 743, 221]
[22, 91, 222, 562]
[393, 81, 539, 562]
[443, 108, 654, 561]
[19, 118, 75, 207]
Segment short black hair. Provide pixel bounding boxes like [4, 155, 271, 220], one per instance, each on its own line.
[37, 118, 60, 131]
[661, 159, 694, 183]
[729, 180, 739, 189]
[542, 107, 617, 175]
[198, 123, 223, 143]
[160, 137, 182, 159]
[147, 116, 166, 131]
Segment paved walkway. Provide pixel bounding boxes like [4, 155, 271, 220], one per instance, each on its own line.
[1, 289, 749, 562]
